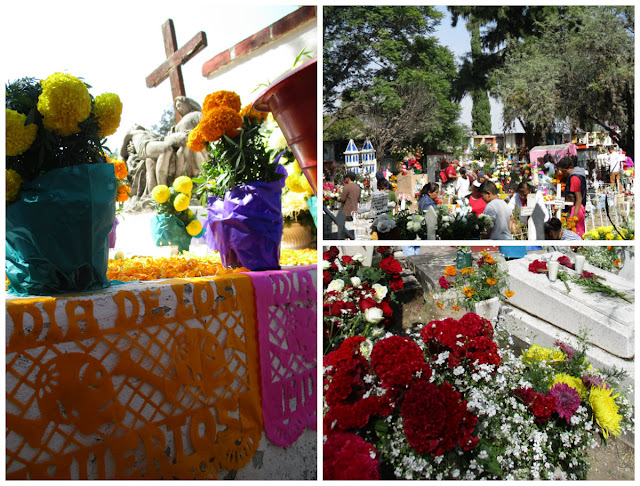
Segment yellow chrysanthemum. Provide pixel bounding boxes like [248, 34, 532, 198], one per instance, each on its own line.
[186, 219, 203, 236]
[552, 373, 587, 399]
[94, 92, 122, 138]
[202, 90, 242, 114]
[6, 169, 24, 202]
[590, 385, 622, 439]
[152, 185, 171, 204]
[173, 176, 193, 194]
[37, 72, 91, 136]
[6, 109, 38, 156]
[521, 344, 565, 365]
[285, 172, 306, 193]
[174, 193, 190, 212]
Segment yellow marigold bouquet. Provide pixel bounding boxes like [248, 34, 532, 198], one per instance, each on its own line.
[5, 73, 122, 203]
[150, 176, 205, 253]
[189, 90, 285, 199]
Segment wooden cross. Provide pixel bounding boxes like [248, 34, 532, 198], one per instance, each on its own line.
[146, 19, 207, 121]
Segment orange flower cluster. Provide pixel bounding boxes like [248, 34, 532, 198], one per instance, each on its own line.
[613, 259, 623, 268]
[463, 286, 475, 297]
[240, 103, 268, 123]
[187, 91, 244, 152]
[106, 250, 318, 283]
[504, 290, 515, 298]
[116, 184, 130, 202]
[106, 155, 130, 203]
[486, 277, 498, 286]
[460, 266, 474, 275]
[481, 252, 495, 265]
[561, 215, 579, 232]
[444, 266, 457, 277]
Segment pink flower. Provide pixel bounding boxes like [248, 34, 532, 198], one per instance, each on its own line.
[548, 383, 581, 424]
[438, 276, 450, 289]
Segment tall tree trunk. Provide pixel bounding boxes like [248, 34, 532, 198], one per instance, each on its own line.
[470, 21, 492, 135]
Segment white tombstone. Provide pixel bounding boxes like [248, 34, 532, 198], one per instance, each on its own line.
[425, 206, 438, 240]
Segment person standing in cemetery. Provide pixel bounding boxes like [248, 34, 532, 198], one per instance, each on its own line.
[456, 167, 472, 200]
[339, 171, 361, 221]
[563, 193, 586, 237]
[557, 157, 586, 227]
[466, 180, 487, 216]
[607, 145, 624, 192]
[543, 154, 556, 177]
[480, 180, 512, 240]
[418, 182, 439, 211]
[544, 217, 582, 240]
[508, 181, 550, 225]
[377, 178, 397, 215]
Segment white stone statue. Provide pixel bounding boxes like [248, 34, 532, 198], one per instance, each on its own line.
[171, 96, 208, 179]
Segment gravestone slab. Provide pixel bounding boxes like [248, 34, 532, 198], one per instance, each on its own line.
[396, 174, 415, 200]
[505, 252, 634, 358]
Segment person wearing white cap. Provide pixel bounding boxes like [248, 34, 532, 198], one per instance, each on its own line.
[466, 179, 487, 216]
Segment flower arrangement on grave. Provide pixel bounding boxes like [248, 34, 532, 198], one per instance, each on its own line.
[577, 246, 626, 273]
[323, 246, 405, 353]
[188, 90, 287, 270]
[395, 209, 429, 240]
[436, 201, 494, 240]
[434, 251, 513, 311]
[323, 182, 340, 205]
[391, 143, 424, 163]
[150, 176, 205, 254]
[5, 73, 122, 295]
[528, 257, 632, 303]
[583, 224, 633, 241]
[323, 316, 633, 480]
[493, 156, 511, 183]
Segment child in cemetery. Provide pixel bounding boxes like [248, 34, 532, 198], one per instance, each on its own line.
[466, 180, 487, 216]
[508, 181, 550, 226]
[418, 182, 440, 211]
[480, 180, 512, 240]
[557, 157, 586, 227]
[544, 217, 582, 240]
[563, 192, 586, 237]
[456, 167, 472, 200]
[378, 178, 397, 215]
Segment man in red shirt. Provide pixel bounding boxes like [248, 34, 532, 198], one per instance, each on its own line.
[445, 159, 458, 185]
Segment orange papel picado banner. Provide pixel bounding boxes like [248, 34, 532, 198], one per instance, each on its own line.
[6, 273, 263, 479]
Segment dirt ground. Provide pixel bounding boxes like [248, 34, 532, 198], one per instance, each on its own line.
[396, 293, 635, 481]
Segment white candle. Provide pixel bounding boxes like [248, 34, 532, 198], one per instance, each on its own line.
[575, 255, 586, 274]
[548, 261, 560, 282]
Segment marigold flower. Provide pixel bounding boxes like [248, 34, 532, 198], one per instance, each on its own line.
[197, 106, 243, 142]
[173, 193, 190, 212]
[6, 169, 23, 202]
[460, 266, 474, 275]
[6, 108, 38, 156]
[486, 277, 497, 286]
[444, 266, 457, 277]
[462, 286, 475, 297]
[152, 185, 170, 204]
[436, 301, 444, 309]
[590, 385, 622, 439]
[203, 90, 242, 113]
[187, 127, 207, 152]
[613, 259, 623, 268]
[484, 254, 495, 265]
[240, 103, 269, 122]
[116, 184, 130, 202]
[94, 92, 122, 137]
[109, 158, 128, 179]
[173, 176, 193, 194]
[37, 72, 91, 136]
[504, 290, 514, 298]
[186, 219, 203, 236]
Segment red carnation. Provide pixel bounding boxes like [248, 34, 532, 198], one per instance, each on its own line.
[528, 259, 548, 273]
[324, 336, 366, 368]
[438, 276, 450, 289]
[557, 255, 574, 269]
[371, 336, 431, 389]
[330, 301, 347, 317]
[580, 270, 598, 280]
[324, 432, 380, 480]
[530, 393, 556, 423]
[401, 380, 478, 456]
[379, 256, 403, 275]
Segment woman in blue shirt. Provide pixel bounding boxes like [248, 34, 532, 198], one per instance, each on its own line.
[418, 182, 439, 211]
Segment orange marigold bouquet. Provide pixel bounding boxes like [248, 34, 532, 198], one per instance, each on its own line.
[188, 90, 283, 200]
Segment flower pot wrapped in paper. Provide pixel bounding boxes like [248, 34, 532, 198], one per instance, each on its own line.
[190, 91, 287, 271]
[5, 73, 122, 295]
[150, 177, 205, 254]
